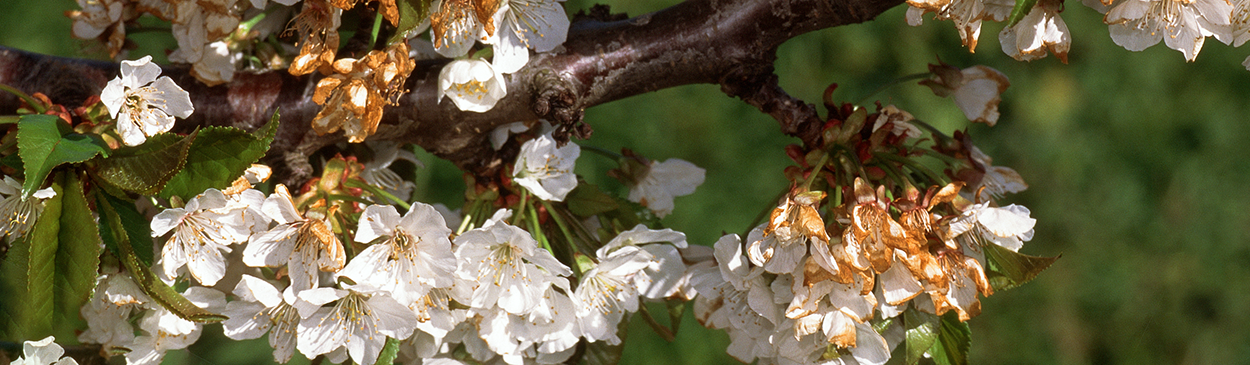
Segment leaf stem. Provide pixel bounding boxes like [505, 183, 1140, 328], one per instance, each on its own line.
[856, 72, 931, 105]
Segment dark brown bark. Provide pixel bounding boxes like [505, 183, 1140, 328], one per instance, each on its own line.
[0, 0, 904, 186]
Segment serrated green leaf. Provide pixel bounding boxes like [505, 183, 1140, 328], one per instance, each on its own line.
[95, 191, 154, 267]
[1006, 0, 1040, 28]
[0, 220, 31, 338]
[16, 114, 107, 198]
[903, 307, 939, 365]
[928, 312, 971, 365]
[375, 337, 401, 365]
[983, 242, 1060, 292]
[93, 131, 197, 195]
[387, 0, 433, 44]
[158, 112, 278, 200]
[23, 174, 62, 339]
[96, 192, 227, 323]
[55, 171, 102, 317]
[567, 183, 619, 217]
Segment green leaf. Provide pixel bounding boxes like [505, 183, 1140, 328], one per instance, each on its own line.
[16, 114, 107, 198]
[375, 337, 401, 365]
[95, 191, 155, 267]
[928, 311, 971, 365]
[566, 183, 619, 217]
[983, 242, 1060, 292]
[93, 131, 197, 195]
[95, 192, 227, 323]
[903, 307, 939, 365]
[55, 171, 103, 317]
[23, 174, 62, 339]
[1006, 0, 1040, 28]
[387, 0, 433, 44]
[158, 112, 278, 200]
[0, 219, 31, 338]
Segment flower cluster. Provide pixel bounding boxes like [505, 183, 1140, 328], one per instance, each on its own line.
[69, 0, 574, 143]
[67, 124, 715, 365]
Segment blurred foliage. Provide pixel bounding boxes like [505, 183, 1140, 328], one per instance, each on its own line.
[6, 0, 1250, 364]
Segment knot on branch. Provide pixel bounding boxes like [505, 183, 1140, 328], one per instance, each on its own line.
[720, 66, 824, 148]
[533, 69, 591, 144]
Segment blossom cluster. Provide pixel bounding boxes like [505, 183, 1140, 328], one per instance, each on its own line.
[906, 0, 1250, 67]
[68, 0, 573, 143]
[62, 127, 711, 365]
[668, 102, 1038, 364]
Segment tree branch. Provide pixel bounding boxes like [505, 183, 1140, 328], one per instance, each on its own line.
[0, 0, 904, 186]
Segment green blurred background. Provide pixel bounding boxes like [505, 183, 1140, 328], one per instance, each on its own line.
[5, 0, 1250, 364]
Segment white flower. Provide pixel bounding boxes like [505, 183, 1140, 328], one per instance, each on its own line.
[438, 59, 508, 113]
[1102, 0, 1232, 61]
[430, 0, 491, 57]
[486, 0, 571, 73]
[597, 225, 690, 299]
[512, 133, 579, 201]
[78, 274, 150, 349]
[490, 121, 530, 150]
[923, 64, 1010, 126]
[151, 188, 249, 286]
[223, 275, 308, 363]
[1231, 0, 1250, 46]
[575, 245, 652, 344]
[339, 203, 457, 308]
[295, 285, 419, 365]
[999, 0, 1070, 62]
[626, 159, 705, 218]
[10, 336, 78, 365]
[187, 41, 239, 86]
[243, 184, 346, 292]
[949, 202, 1036, 252]
[453, 210, 572, 315]
[101, 55, 194, 146]
[0, 176, 56, 242]
[126, 287, 225, 365]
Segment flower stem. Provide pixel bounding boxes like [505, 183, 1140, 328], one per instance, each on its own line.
[512, 189, 529, 226]
[856, 72, 931, 105]
[581, 145, 623, 160]
[0, 84, 44, 114]
[369, 12, 384, 49]
[801, 152, 831, 191]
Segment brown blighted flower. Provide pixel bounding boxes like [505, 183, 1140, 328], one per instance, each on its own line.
[847, 178, 908, 273]
[748, 190, 829, 274]
[430, 0, 501, 56]
[927, 239, 993, 321]
[310, 43, 415, 143]
[289, 0, 342, 76]
[328, 0, 403, 26]
[891, 182, 963, 294]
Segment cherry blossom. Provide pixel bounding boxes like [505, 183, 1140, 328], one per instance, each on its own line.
[512, 133, 580, 201]
[438, 59, 508, 113]
[100, 55, 194, 146]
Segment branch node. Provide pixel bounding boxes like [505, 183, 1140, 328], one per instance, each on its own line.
[533, 69, 591, 144]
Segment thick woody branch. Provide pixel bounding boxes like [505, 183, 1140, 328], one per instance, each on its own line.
[0, 0, 904, 186]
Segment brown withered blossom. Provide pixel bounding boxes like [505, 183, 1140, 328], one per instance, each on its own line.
[289, 0, 342, 76]
[310, 43, 414, 143]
